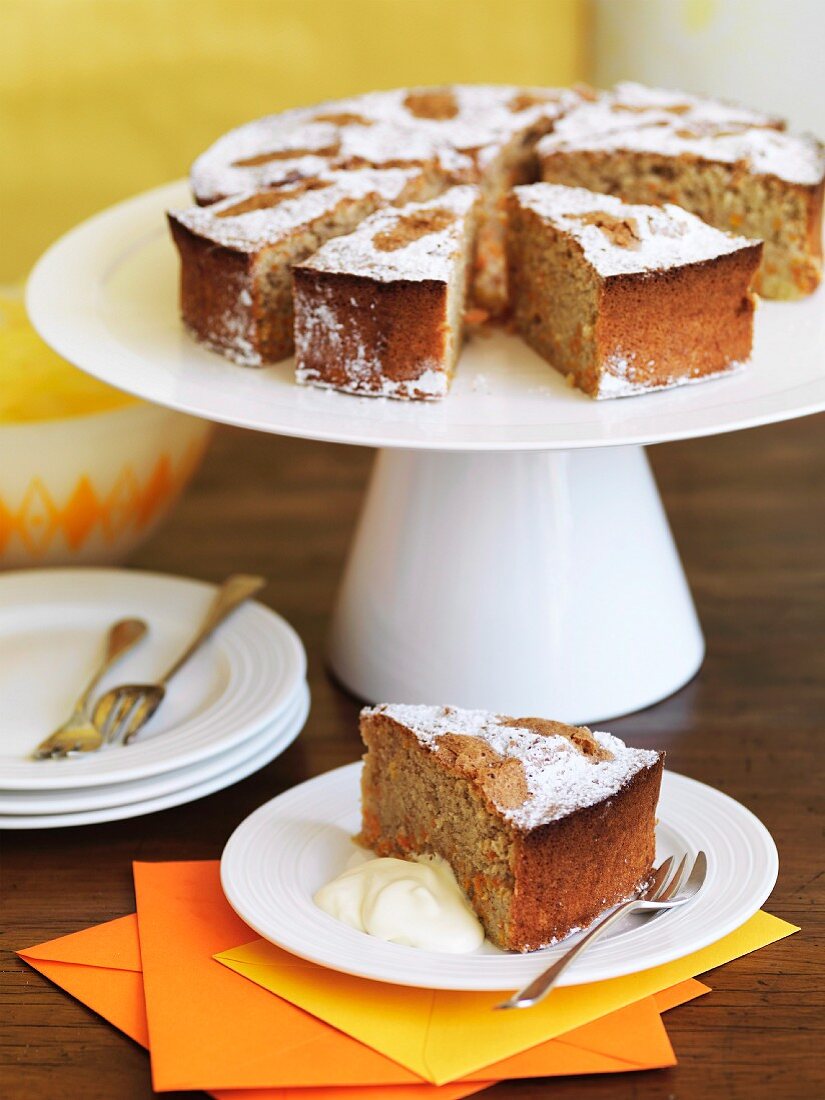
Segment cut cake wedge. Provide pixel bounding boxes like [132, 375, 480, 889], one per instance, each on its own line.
[507, 183, 763, 399]
[359, 703, 664, 952]
[293, 185, 480, 400]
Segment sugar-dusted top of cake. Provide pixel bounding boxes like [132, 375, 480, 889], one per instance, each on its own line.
[511, 183, 756, 277]
[368, 703, 660, 830]
[551, 81, 783, 143]
[298, 185, 479, 283]
[540, 114, 825, 187]
[190, 84, 577, 203]
[169, 167, 425, 253]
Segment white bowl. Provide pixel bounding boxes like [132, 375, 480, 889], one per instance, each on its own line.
[0, 401, 212, 567]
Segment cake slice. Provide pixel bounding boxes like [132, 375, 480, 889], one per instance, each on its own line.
[359, 704, 664, 952]
[538, 114, 824, 299]
[167, 167, 442, 366]
[506, 183, 762, 399]
[293, 186, 480, 399]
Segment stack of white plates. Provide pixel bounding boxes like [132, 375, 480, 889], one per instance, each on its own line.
[0, 569, 309, 828]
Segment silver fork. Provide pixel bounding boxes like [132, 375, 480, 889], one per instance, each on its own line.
[91, 574, 266, 746]
[496, 850, 708, 1010]
[31, 619, 148, 759]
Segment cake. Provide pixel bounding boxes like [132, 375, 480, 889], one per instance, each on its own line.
[538, 85, 825, 299]
[168, 166, 442, 365]
[293, 186, 479, 399]
[359, 703, 664, 952]
[189, 85, 577, 317]
[170, 82, 824, 396]
[507, 183, 763, 399]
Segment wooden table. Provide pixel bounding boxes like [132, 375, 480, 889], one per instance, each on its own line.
[2, 415, 823, 1099]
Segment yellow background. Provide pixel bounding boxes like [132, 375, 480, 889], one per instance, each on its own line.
[3, 0, 588, 283]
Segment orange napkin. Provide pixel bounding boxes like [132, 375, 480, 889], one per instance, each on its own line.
[128, 860, 707, 1091]
[20, 908, 705, 1100]
[217, 909, 794, 1085]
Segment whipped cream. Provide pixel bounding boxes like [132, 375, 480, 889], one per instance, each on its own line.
[314, 853, 484, 952]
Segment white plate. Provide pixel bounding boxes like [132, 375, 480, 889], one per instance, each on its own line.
[0, 569, 305, 789]
[0, 682, 309, 829]
[0, 678, 308, 814]
[26, 181, 825, 453]
[221, 762, 778, 990]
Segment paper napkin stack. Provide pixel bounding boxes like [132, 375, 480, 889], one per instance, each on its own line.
[19, 861, 796, 1097]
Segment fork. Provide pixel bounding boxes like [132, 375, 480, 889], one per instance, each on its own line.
[91, 574, 266, 746]
[496, 850, 708, 1010]
[32, 618, 148, 759]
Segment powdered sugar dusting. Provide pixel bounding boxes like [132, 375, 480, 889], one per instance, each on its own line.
[541, 115, 824, 187]
[368, 703, 660, 830]
[293, 284, 451, 400]
[299, 186, 479, 282]
[170, 168, 425, 253]
[190, 85, 577, 203]
[551, 81, 782, 144]
[296, 365, 448, 400]
[512, 183, 756, 276]
[597, 351, 746, 399]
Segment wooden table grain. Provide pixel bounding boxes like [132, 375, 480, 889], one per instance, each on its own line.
[2, 415, 823, 1100]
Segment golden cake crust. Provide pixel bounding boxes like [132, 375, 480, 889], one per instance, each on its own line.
[293, 271, 453, 398]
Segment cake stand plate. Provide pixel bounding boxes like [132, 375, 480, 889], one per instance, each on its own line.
[26, 182, 825, 721]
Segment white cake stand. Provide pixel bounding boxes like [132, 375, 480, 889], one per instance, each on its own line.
[26, 182, 825, 723]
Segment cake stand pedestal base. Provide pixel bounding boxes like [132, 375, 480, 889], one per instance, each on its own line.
[328, 445, 704, 724]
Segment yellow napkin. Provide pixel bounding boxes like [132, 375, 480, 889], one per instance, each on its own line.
[216, 911, 797, 1085]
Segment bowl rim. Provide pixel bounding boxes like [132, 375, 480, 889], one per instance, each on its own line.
[0, 398, 212, 435]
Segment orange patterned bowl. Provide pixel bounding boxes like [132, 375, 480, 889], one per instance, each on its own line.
[0, 291, 212, 567]
[0, 402, 212, 567]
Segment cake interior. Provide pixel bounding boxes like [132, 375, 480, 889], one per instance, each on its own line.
[248, 173, 441, 362]
[471, 119, 557, 315]
[507, 189, 762, 398]
[541, 148, 822, 299]
[507, 202, 601, 394]
[442, 201, 479, 379]
[359, 716, 519, 945]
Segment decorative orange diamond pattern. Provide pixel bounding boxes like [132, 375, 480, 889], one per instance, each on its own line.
[0, 442, 206, 558]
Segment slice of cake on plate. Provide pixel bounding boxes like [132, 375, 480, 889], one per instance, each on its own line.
[293, 185, 480, 400]
[167, 166, 442, 366]
[538, 110, 824, 299]
[359, 703, 663, 952]
[506, 183, 763, 399]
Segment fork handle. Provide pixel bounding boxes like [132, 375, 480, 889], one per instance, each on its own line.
[497, 899, 641, 1009]
[73, 618, 148, 715]
[159, 575, 266, 684]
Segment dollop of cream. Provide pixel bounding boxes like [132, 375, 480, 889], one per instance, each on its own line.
[314, 854, 485, 953]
